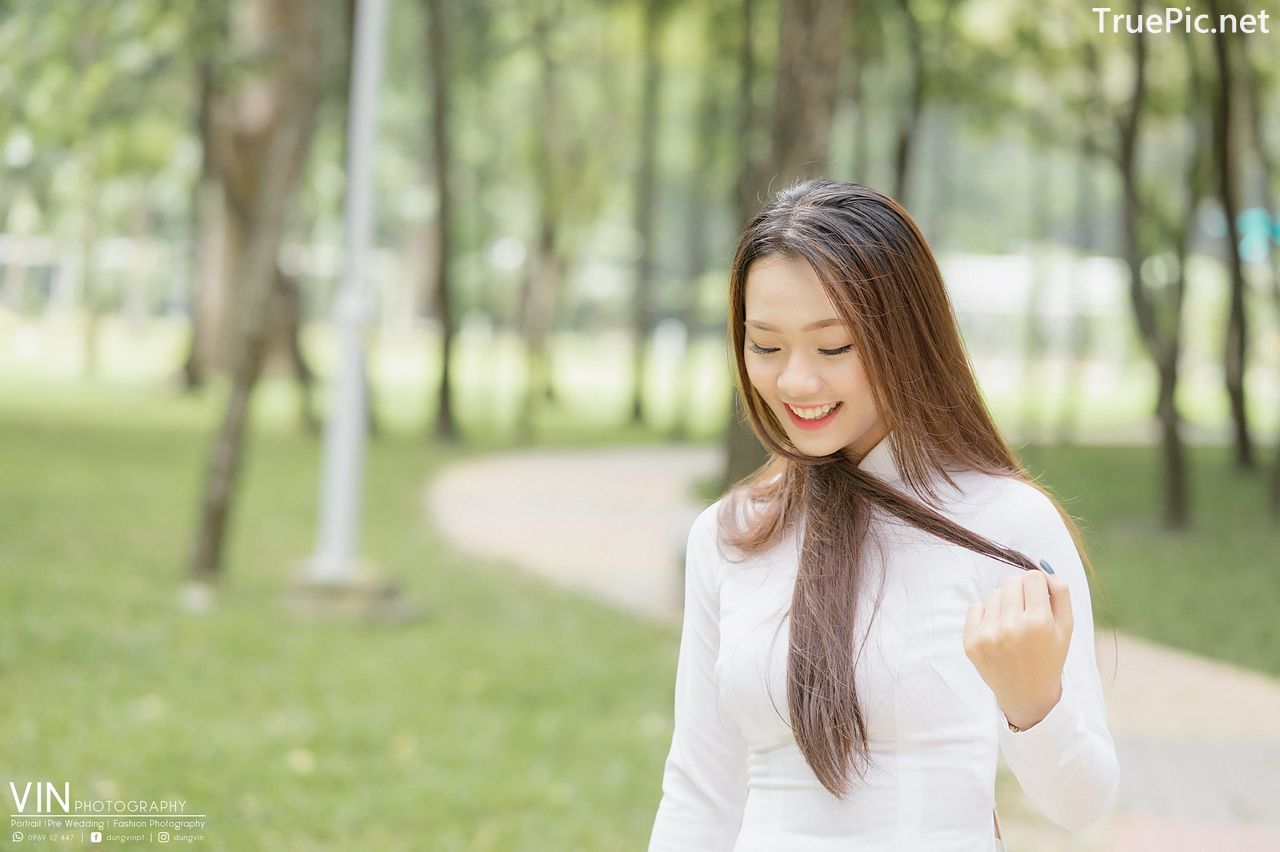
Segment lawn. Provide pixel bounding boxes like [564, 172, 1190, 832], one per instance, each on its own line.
[0, 377, 682, 851]
[1020, 441, 1280, 677]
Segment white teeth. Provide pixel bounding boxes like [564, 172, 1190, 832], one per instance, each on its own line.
[789, 402, 839, 420]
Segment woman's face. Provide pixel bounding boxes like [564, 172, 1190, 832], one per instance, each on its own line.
[743, 254, 887, 461]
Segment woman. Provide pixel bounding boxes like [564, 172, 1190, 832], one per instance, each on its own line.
[648, 179, 1119, 850]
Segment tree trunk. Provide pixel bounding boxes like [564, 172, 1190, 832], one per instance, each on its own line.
[125, 199, 151, 331]
[1207, 0, 1255, 469]
[848, 16, 870, 185]
[516, 220, 560, 444]
[182, 183, 219, 390]
[424, 0, 457, 443]
[733, 0, 760, 225]
[723, 0, 767, 492]
[890, 0, 923, 202]
[80, 195, 101, 378]
[270, 267, 319, 433]
[770, 0, 847, 188]
[723, 0, 849, 492]
[516, 13, 566, 442]
[1117, 4, 1192, 530]
[1239, 31, 1280, 514]
[190, 0, 322, 582]
[1154, 159, 1198, 531]
[182, 56, 218, 391]
[628, 0, 665, 429]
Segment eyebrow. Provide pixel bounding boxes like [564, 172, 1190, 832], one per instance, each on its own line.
[744, 318, 844, 332]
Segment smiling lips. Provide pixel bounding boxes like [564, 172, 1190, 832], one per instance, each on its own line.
[785, 401, 843, 430]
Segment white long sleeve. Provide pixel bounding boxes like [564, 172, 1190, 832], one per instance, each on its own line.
[995, 487, 1121, 832]
[645, 432, 1121, 850]
[648, 503, 749, 851]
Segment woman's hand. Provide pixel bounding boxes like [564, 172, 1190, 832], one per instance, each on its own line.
[963, 567, 1073, 730]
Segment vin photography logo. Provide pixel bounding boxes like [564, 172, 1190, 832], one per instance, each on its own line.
[8, 781, 208, 845]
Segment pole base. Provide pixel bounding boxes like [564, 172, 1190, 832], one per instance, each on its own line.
[285, 562, 425, 623]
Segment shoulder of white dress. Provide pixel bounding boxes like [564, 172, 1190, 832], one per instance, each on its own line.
[691, 498, 723, 538]
[697, 495, 751, 554]
[931, 467, 1010, 506]
[931, 470, 1047, 530]
[985, 476, 1070, 544]
[1001, 476, 1059, 511]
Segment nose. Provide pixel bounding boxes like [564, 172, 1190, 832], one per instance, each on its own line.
[777, 351, 824, 399]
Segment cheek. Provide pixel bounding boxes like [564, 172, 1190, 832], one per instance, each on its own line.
[845, 385, 880, 421]
[843, 360, 874, 399]
[846, 373, 872, 400]
[743, 359, 770, 392]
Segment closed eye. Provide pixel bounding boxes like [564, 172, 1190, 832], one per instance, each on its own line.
[748, 343, 853, 357]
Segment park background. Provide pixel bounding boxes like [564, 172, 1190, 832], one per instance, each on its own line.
[1, 0, 1278, 849]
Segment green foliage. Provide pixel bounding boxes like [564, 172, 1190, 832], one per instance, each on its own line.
[1, 0, 1276, 363]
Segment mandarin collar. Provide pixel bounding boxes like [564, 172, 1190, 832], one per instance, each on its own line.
[855, 431, 902, 482]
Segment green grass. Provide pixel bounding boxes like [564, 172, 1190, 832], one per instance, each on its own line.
[0, 378, 684, 851]
[1019, 442, 1280, 677]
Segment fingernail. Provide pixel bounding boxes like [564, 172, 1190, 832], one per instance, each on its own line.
[1038, 559, 1055, 575]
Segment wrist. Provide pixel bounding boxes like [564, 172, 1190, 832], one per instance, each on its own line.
[1001, 682, 1063, 731]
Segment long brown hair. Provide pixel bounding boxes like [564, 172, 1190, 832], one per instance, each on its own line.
[720, 178, 1105, 799]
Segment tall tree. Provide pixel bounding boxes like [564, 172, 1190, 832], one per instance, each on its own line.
[182, 42, 221, 391]
[722, 0, 849, 490]
[1207, 0, 1256, 469]
[181, 1, 324, 434]
[515, 4, 567, 443]
[769, 0, 847, 187]
[627, 0, 669, 428]
[671, 2, 732, 442]
[733, 0, 761, 225]
[1238, 27, 1280, 513]
[1005, 0, 1208, 526]
[189, 0, 323, 582]
[424, 0, 458, 442]
[890, 0, 924, 201]
[845, 0, 876, 187]
[1113, 6, 1208, 530]
[721, 0, 766, 492]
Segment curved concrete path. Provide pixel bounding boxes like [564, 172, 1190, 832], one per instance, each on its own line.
[424, 445, 1280, 852]
[425, 445, 721, 626]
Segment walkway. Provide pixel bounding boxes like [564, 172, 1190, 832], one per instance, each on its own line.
[424, 445, 1280, 852]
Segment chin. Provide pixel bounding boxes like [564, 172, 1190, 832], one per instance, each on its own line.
[791, 435, 838, 454]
